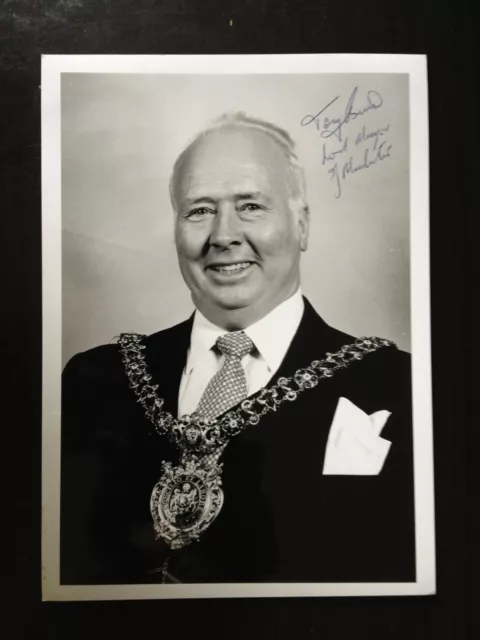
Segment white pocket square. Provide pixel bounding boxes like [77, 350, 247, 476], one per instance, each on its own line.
[323, 397, 392, 475]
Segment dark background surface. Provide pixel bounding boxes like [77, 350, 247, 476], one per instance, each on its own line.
[0, 0, 477, 638]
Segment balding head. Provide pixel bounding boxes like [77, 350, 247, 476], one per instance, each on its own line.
[170, 112, 308, 219]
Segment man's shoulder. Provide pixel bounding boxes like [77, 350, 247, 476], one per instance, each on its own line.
[332, 325, 411, 383]
[304, 301, 411, 374]
[145, 316, 193, 351]
[62, 317, 192, 383]
[336, 337, 412, 414]
[63, 342, 121, 386]
[306, 305, 411, 406]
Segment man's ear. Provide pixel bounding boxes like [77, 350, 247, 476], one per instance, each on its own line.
[298, 205, 310, 251]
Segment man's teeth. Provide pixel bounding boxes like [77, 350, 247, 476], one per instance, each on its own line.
[213, 262, 251, 272]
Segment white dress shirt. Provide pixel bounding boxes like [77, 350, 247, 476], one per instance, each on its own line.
[178, 290, 305, 418]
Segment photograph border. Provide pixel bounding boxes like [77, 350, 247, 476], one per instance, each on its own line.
[41, 53, 433, 600]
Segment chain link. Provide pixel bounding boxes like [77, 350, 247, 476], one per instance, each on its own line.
[119, 333, 395, 455]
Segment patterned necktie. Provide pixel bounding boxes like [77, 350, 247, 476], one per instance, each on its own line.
[195, 331, 255, 421]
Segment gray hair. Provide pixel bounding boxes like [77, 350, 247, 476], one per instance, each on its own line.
[169, 112, 308, 215]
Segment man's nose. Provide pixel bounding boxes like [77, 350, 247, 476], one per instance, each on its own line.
[209, 205, 242, 248]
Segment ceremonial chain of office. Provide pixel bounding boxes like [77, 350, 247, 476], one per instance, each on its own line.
[119, 332, 395, 550]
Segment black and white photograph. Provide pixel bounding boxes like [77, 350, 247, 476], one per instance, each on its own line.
[41, 54, 434, 600]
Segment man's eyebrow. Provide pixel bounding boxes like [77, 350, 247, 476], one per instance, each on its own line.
[235, 192, 264, 200]
[185, 196, 217, 205]
[185, 192, 270, 205]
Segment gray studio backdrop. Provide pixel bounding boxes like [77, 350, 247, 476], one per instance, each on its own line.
[61, 73, 410, 367]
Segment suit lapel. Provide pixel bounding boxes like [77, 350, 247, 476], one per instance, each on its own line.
[142, 298, 352, 421]
[145, 315, 193, 418]
[267, 297, 351, 384]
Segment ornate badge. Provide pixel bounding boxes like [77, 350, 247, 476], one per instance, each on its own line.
[150, 457, 224, 549]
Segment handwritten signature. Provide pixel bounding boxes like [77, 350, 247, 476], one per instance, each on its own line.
[301, 87, 392, 198]
[301, 86, 384, 142]
[328, 142, 393, 198]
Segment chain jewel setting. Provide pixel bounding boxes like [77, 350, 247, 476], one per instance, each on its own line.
[119, 333, 395, 550]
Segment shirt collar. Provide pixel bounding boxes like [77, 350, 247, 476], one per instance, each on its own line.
[185, 290, 304, 375]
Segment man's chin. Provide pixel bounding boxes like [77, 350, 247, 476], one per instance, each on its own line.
[211, 294, 255, 311]
[196, 289, 260, 316]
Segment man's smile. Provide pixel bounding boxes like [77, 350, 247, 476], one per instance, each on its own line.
[207, 259, 256, 270]
[206, 261, 256, 278]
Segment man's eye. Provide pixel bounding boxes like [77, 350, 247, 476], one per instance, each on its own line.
[240, 203, 263, 212]
[186, 207, 214, 219]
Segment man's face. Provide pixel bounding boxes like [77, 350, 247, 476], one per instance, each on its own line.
[173, 128, 309, 328]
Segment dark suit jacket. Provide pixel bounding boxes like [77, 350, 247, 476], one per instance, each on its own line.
[60, 298, 415, 584]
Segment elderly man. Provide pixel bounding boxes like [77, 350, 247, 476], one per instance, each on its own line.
[61, 113, 415, 585]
